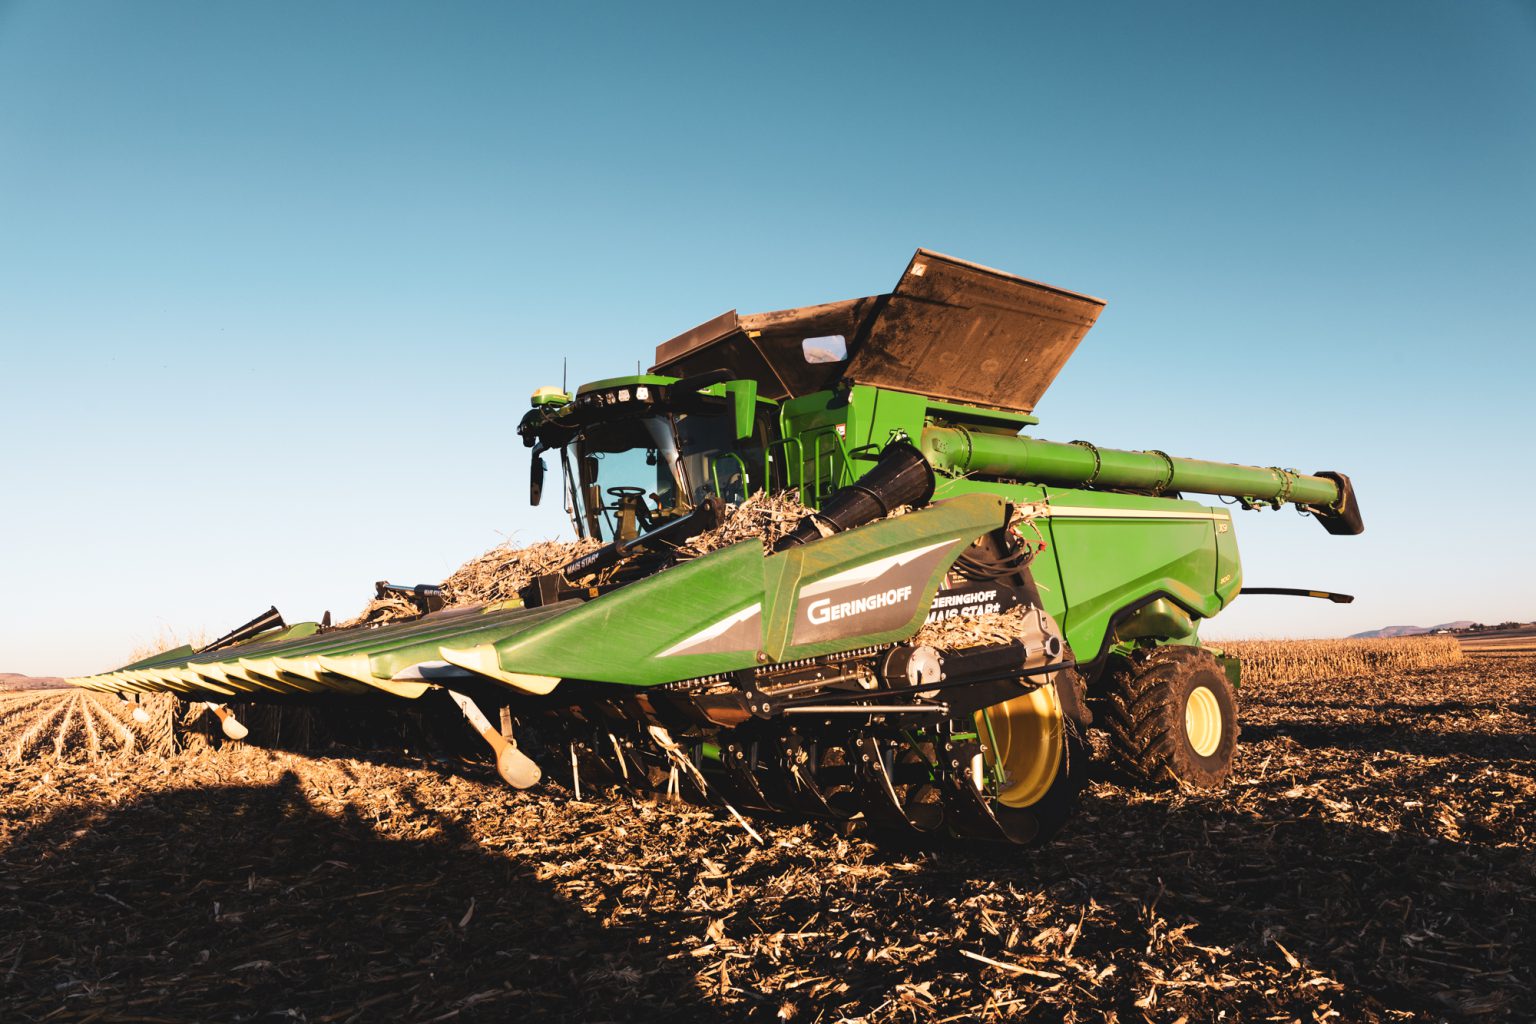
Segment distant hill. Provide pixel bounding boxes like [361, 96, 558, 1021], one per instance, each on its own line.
[1349, 621, 1477, 639]
[0, 672, 70, 691]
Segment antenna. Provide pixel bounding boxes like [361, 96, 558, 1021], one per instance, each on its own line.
[562, 357, 568, 394]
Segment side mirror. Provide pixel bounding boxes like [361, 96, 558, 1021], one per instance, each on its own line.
[530, 454, 546, 506]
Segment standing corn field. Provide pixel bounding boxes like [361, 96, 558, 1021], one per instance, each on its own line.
[1219, 636, 1464, 685]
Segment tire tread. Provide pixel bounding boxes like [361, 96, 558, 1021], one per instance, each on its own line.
[1104, 645, 1237, 788]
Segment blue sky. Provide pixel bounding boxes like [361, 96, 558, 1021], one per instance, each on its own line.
[2, 1, 1533, 675]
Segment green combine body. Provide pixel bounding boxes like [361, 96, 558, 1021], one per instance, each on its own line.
[74, 250, 1362, 844]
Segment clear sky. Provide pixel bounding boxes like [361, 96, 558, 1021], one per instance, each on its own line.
[2, 1, 1533, 676]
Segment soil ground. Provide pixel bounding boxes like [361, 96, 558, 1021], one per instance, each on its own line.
[1, 654, 1531, 1023]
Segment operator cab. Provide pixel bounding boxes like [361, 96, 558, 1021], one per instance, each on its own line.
[519, 376, 774, 544]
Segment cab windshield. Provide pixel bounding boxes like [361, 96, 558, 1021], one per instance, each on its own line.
[566, 412, 756, 541]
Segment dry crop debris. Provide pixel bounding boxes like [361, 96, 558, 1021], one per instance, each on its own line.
[339, 491, 819, 627]
[1, 649, 1532, 1023]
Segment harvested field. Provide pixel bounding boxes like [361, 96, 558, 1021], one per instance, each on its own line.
[4, 692, 115, 763]
[1, 652, 1532, 1022]
[1456, 627, 1536, 659]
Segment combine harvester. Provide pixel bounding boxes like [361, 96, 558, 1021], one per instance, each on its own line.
[74, 251, 1362, 843]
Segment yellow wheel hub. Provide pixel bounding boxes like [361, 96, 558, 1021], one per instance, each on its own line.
[1184, 685, 1223, 757]
[976, 683, 1065, 809]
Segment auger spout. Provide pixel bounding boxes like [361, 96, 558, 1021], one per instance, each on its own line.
[773, 442, 936, 551]
[919, 426, 1363, 535]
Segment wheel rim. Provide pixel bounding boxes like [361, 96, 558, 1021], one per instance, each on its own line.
[976, 682, 1065, 809]
[1184, 685, 1223, 757]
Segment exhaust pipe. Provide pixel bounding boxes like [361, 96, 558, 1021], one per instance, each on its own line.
[774, 442, 936, 551]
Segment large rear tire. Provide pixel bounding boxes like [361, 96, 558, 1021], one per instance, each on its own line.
[1104, 645, 1238, 788]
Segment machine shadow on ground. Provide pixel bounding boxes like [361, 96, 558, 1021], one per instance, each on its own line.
[0, 773, 712, 1023]
[8, 662, 1531, 1024]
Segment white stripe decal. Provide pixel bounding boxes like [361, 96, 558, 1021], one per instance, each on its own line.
[656, 602, 762, 658]
[799, 539, 960, 597]
[1046, 506, 1232, 522]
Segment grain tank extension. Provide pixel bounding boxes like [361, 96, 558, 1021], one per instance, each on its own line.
[73, 250, 1362, 844]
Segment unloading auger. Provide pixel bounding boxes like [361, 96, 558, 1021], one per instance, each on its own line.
[72, 250, 1363, 844]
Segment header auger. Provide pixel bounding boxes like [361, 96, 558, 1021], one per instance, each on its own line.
[73, 250, 1362, 844]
